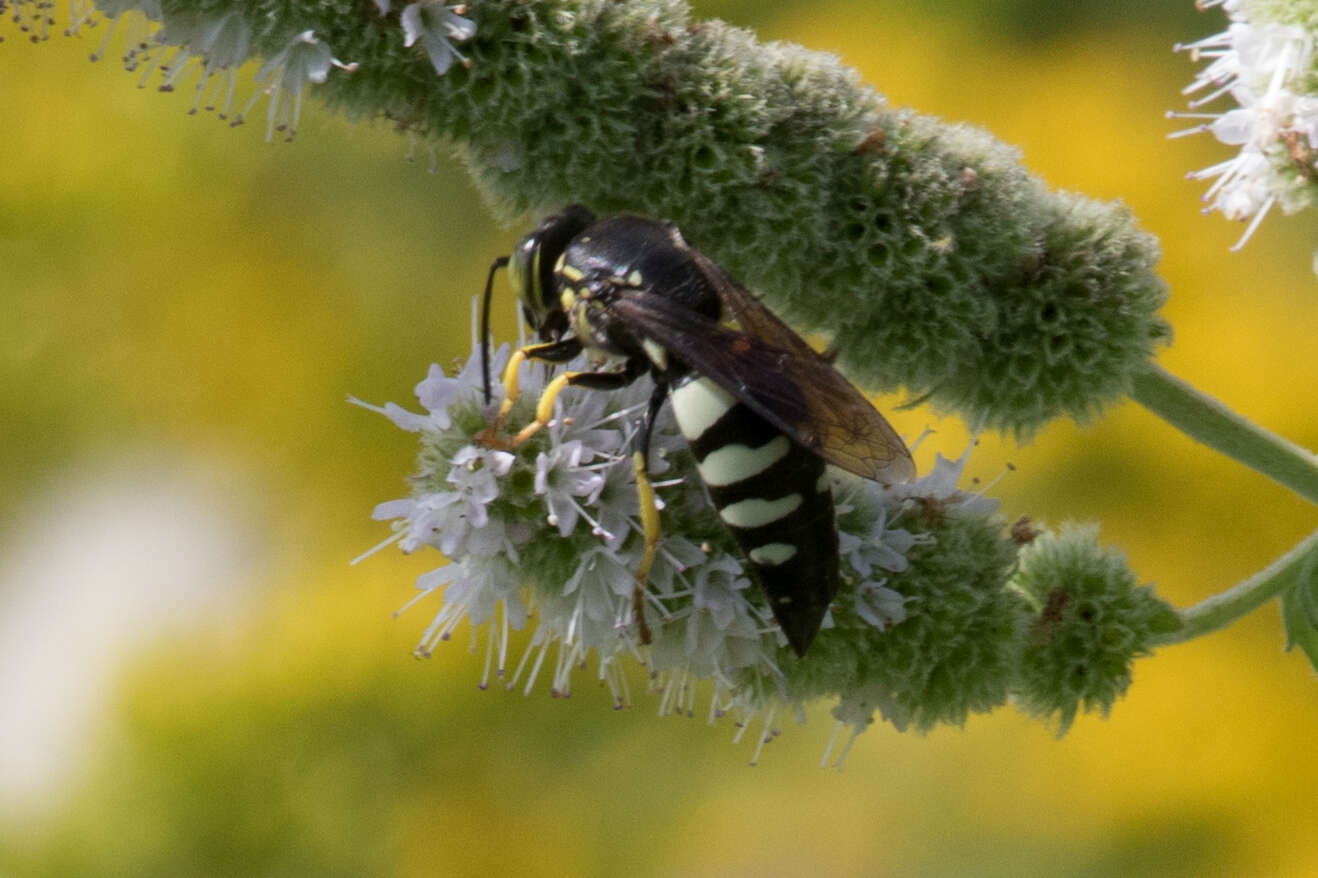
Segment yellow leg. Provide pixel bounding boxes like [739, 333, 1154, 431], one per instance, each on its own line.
[493, 347, 531, 427]
[480, 343, 574, 447]
[511, 372, 573, 445]
[632, 450, 661, 645]
[487, 345, 661, 644]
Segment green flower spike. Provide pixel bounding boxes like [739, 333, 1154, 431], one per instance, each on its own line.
[3, 0, 1168, 435]
[1010, 524, 1182, 735]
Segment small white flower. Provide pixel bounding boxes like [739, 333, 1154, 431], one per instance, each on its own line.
[853, 580, 907, 630]
[230, 30, 358, 141]
[534, 439, 606, 536]
[589, 459, 641, 550]
[890, 446, 1000, 520]
[1173, 9, 1318, 249]
[448, 444, 515, 531]
[85, 0, 164, 69]
[153, 9, 253, 116]
[401, 2, 476, 76]
[411, 556, 528, 657]
[840, 506, 915, 578]
[350, 345, 510, 432]
[415, 364, 468, 428]
[417, 343, 507, 417]
[686, 555, 759, 643]
[377, 491, 466, 555]
[367, 441, 513, 560]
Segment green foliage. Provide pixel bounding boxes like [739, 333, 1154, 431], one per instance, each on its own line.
[1010, 524, 1182, 734]
[1281, 556, 1318, 672]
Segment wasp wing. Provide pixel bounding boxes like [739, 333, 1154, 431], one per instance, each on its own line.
[686, 250, 829, 363]
[610, 290, 915, 484]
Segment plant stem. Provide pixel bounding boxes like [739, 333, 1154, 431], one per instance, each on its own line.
[1130, 364, 1318, 505]
[1156, 529, 1318, 645]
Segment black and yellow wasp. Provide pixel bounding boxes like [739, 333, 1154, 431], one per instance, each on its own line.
[479, 205, 914, 656]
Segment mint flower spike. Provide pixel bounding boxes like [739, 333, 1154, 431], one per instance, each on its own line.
[355, 304, 1035, 758]
[1172, 1, 1318, 250]
[1010, 524, 1181, 735]
[3, 0, 1170, 435]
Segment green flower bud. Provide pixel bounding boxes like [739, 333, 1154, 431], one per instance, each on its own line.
[1010, 524, 1182, 734]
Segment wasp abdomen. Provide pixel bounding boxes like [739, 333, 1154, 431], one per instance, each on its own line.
[669, 375, 839, 656]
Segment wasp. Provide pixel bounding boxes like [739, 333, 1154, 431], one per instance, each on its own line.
[478, 205, 914, 656]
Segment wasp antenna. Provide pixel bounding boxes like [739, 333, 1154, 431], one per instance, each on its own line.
[480, 255, 510, 405]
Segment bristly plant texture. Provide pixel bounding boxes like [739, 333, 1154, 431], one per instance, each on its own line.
[352, 342, 1179, 757]
[6, 0, 1169, 436]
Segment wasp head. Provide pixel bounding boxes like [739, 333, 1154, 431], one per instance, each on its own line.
[508, 204, 596, 341]
[479, 205, 597, 404]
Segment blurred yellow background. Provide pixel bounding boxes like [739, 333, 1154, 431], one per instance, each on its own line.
[2, 1, 1316, 875]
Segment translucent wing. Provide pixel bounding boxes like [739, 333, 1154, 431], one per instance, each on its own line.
[686, 250, 829, 363]
[609, 290, 915, 484]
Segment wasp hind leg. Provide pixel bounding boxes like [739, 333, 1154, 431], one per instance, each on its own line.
[631, 378, 668, 645]
[482, 340, 663, 646]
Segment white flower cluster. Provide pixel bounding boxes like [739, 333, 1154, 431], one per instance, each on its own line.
[354, 344, 785, 702]
[1173, 0, 1318, 249]
[353, 326, 999, 761]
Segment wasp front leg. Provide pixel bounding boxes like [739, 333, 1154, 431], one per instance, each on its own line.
[482, 341, 648, 448]
[487, 337, 582, 432]
[476, 338, 579, 447]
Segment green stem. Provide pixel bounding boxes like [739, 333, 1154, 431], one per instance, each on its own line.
[1155, 529, 1318, 645]
[1130, 364, 1318, 505]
